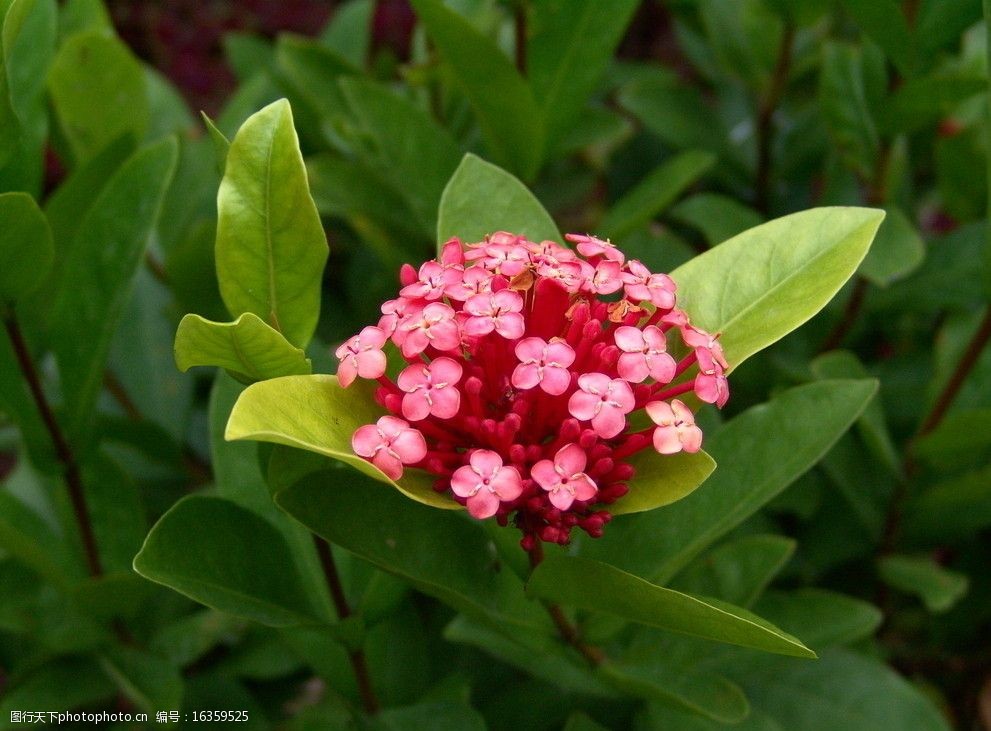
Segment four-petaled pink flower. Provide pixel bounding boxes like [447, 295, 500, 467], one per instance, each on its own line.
[695, 348, 729, 407]
[397, 357, 463, 421]
[614, 325, 677, 383]
[451, 450, 524, 519]
[681, 324, 729, 369]
[565, 233, 625, 263]
[531, 444, 598, 510]
[568, 373, 635, 439]
[351, 416, 427, 479]
[463, 290, 525, 339]
[646, 399, 702, 454]
[398, 302, 460, 357]
[622, 260, 676, 309]
[588, 260, 624, 295]
[335, 326, 387, 388]
[399, 260, 463, 301]
[512, 337, 576, 395]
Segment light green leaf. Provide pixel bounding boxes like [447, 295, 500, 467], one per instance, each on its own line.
[200, 111, 230, 174]
[437, 154, 560, 249]
[274, 469, 549, 631]
[410, 0, 544, 179]
[134, 495, 330, 627]
[226, 374, 458, 509]
[47, 30, 149, 164]
[0, 192, 52, 303]
[754, 589, 882, 648]
[579, 380, 877, 586]
[670, 193, 764, 247]
[527, 555, 816, 658]
[215, 99, 328, 348]
[611, 450, 715, 516]
[670, 207, 884, 371]
[858, 207, 925, 287]
[174, 312, 311, 382]
[51, 137, 178, 442]
[599, 151, 715, 241]
[878, 554, 969, 613]
[527, 0, 640, 147]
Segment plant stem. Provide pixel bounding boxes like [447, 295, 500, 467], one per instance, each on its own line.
[819, 277, 869, 353]
[754, 23, 795, 215]
[313, 536, 380, 715]
[2, 310, 102, 577]
[527, 542, 605, 666]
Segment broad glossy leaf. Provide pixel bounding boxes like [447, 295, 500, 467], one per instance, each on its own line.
[858, 207, 925, 287]
[579, 380, 877, 584]
[754, 589, 882, 648]
[610, 449, 715, 516]
[527, 0, 640, 146]
[672, 534, 795, 608]
[226, 374, 457, 509]
[174, 312, 311, 382]
[47, 30, 148, 164]
[339, 76, 462, 238]
[275, 469, 549, 631]
[670, 193, 764, 247]
[878, 555, 969, 613]
[600, 151, 715, 240]
[528, 555, 815, 658]
[0, 192, 52, 303]
[670, 207, 884, 370]
[410, 0, 544, 179]
[51, 137, 177, 442]
[134, 495, 330, 627]
[437, 154, 560, 249]
[838, 0, 915, 76]
[215, 99, 328, 348]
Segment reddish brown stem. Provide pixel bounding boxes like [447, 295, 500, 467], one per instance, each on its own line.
[754, 23, 795, 215]
[819, 277, 869, 353]
[527, 543, 605, 666]
[514, 1, 527, 75]
[2, 311, 102, 576]
[314, 537, 380, 715]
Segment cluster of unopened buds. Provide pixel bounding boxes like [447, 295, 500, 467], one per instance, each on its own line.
[338, 232, 729, 548]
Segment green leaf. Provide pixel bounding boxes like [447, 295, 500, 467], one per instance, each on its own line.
[0, 658, 115, 719]
[134, 495, 330, 627]
[437, 154, 561, 249]
[410, 0, 544, 179]
[527, 555, 816, 658]
[98, 646, 184, 714]
[618, 75, 730, 155]
[670, 207, 884, 370]
[0, 488, 75, 587]
[50, 137, 178, 442]
[904, 465, 991, 541]
[669, 193, 764, 247]
[338, 76, 462, 238]
[879, 74, 985, 135]
[878, 554, 969, 613]
[672, 534, 796, 608]
[642, 705, 783, 731]
[319, 0, 372, 66]
[599, 151, 715, 241]
[226, 374, 458, 510]
[174, 312, 312, 382]
[753, 589, 882, 648]
[611, 450, 716, 516]
[527, 0, 640, 147]
[274, 469, 549, 631]
[579, 380, 877, 585]
[858, 207, 925, 287]
[215, 99, 328, 348]
[3, 0, 57, 121]
[838, 0, 915, 76]
[0, 192, 52, 303]
[819, 42, 880, 180]
[47, 30, 149, 164]
[81, 452, 147, 574]
[200, 111, 230, 174]
[913, 409, 991, 470]
[370, 701, 487, 731]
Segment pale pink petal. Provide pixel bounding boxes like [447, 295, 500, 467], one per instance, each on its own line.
[646, 400, 675, 426]
[555, 443, 587, 476]
[466, 490, 500, 519]
[617, 352, 649, 383]
[430, 357, 463, 385]
[430, 386, 461, 418]
[470, 449, 503, 477]
[337, 358, 358, 388]
[568, 390, 601, 421]
[351, 424, 382, 457]
[355, 350, 387, 379]
[540, 366, 572, 395]
[614, 326, 645, 353]
[671, 399, 695, 425]
[463, 316, 495, 337]
[592, 407, 626, 439]
[492, 289, 523, 311]
[512, 363, 541, 390]
[494, 313, 525, 339]
[680, 425, 703, 453]
[515, 337, 547, 363]
[450, 465, 479, 498]
[547, 488, 575, 511]
[530, 460, 560, 490]
[391, 429, 427, 463]
[429, 319, 461, 351]
[397, 364, 428, 392]
[694, 374, 722, 406]
[490, 466, 523, 500]
[577, 372, 611, 394]
[545, 341, 576, 367]
[359, 326, 388, 349]
[646, 352, 677, 383]
[610, 380, 636, 411]
[401, 393, 431, 421]
[569, 474, 598, 502]
[376, 416, 409, 438]
[371, 450, 403, 479]
[653, 425, 683, 454]
[642, 326, 667, 351]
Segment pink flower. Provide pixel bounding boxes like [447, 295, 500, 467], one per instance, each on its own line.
[587, 260, 624, 295]
[614, 325, 677, 383]
[463, 290, 525, 339]
[568, 373, 635, 438]
[351, 416, 427, 479]
[565, 233, 625, 263]
[397, 357, 463, 421]
[695, 348, 729, 407]
[466, 242, 529, 276]
[445, 266, 493, 302]
[335, 326, 388, 387]
[512, 337, 575, 395]
[646, 399, 702, 454]
[398, 302, 460, 357]
[400, 260, 463, 300]
[450, 450, 524, 519]
[622, 260, 676, 309]
[681, 324, 728, 369]
[531, 444, 598, 510]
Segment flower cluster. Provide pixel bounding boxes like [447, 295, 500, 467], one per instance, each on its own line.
[337, 232, 729, 548]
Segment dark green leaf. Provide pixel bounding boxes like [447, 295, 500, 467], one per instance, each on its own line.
[838, 0, 915, 75]
[753, 589, 882, 648]
[669, 193, 764, 247]
[878, 554, 969, 613]
[0, 658, 115, 718]
[880, 75, 985, 135]
[0, 192, 53, 303]
[215, 99, 328, 348]
[819, 42, 880, 180]
[904, 465, 991, 541]
[319, 0, 372, 66]
[858, 207, 925, 287]
[98, 646, 184, 713]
